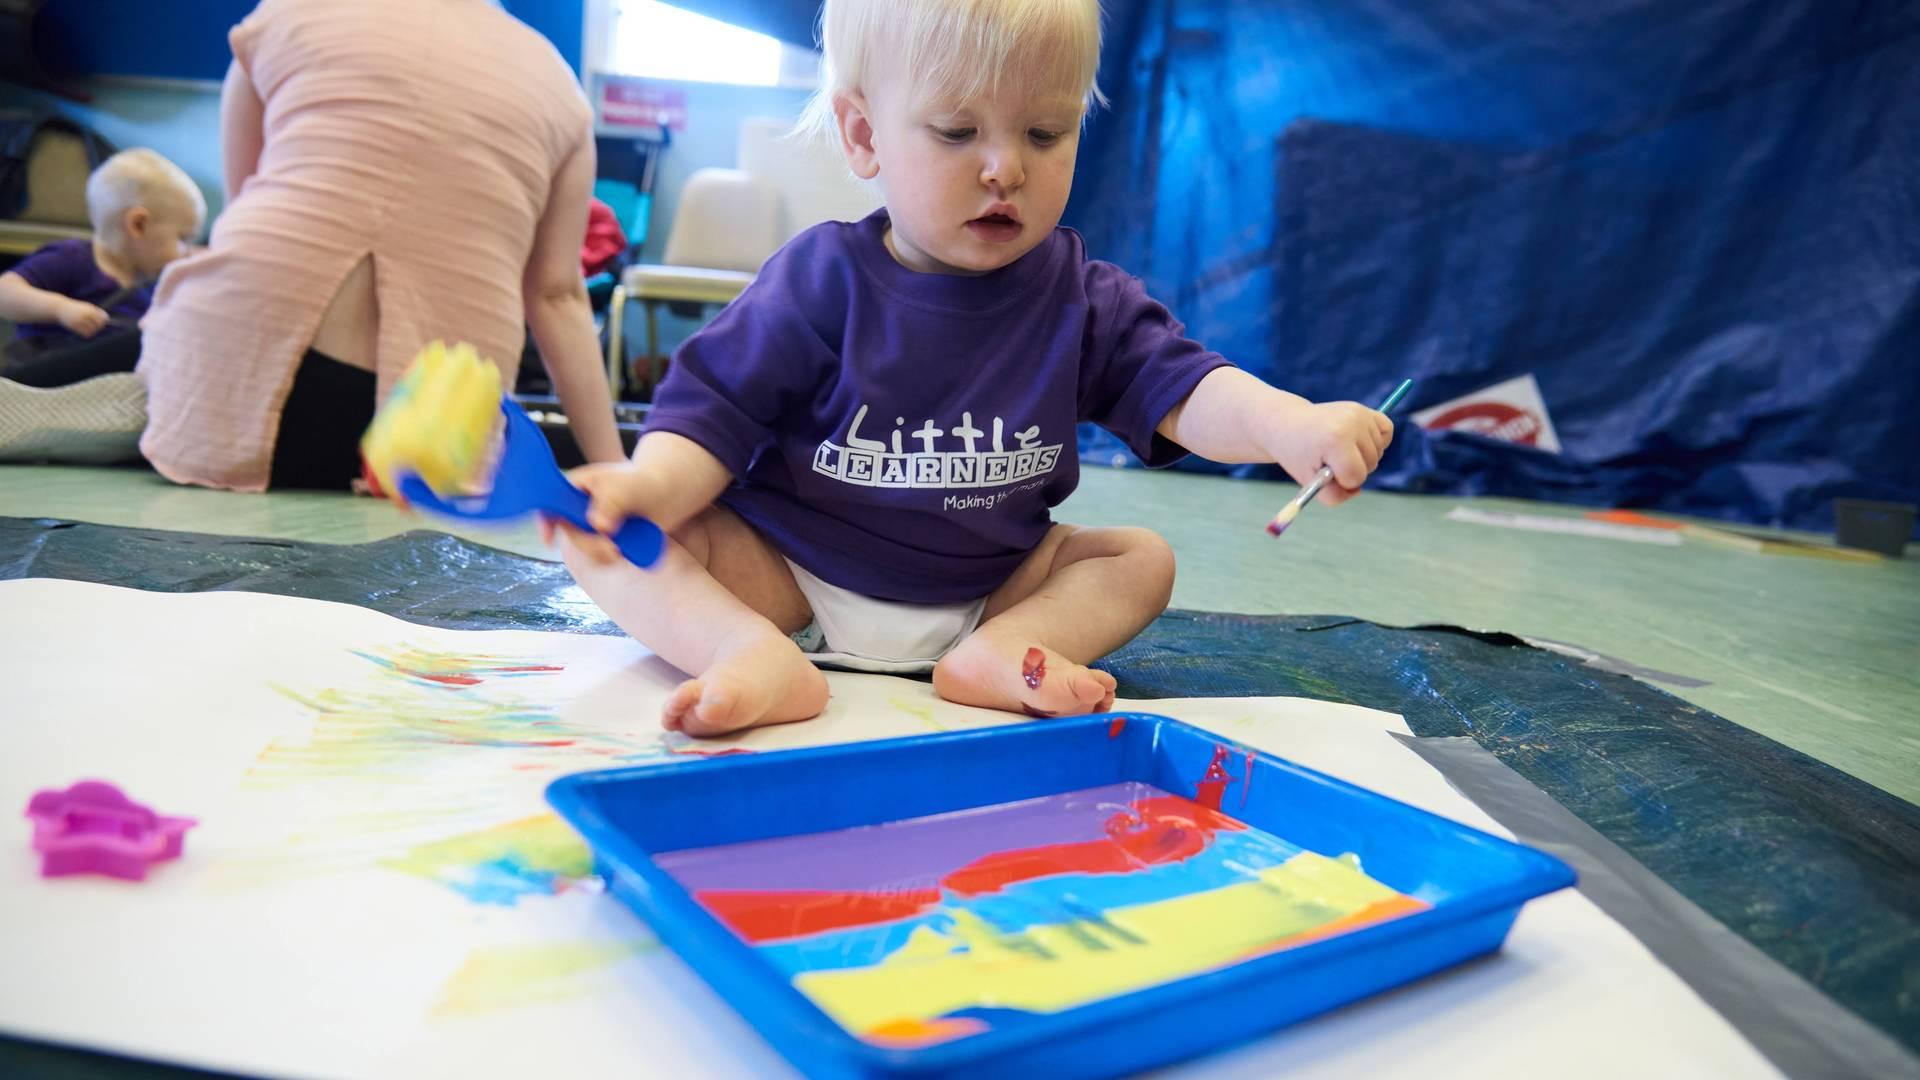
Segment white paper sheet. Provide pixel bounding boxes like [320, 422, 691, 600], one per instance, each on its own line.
[0, 580, 1776, 1078]
[1445, 505, 1684, 544]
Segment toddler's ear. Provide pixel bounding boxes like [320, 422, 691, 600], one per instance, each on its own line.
[834, 92, 881, 180]
[122, 206, 151, 239]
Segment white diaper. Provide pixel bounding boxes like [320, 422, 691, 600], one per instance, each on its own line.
[784, 559, 987, 675]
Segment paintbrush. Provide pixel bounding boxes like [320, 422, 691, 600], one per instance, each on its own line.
[97, 279, 152, 329]
[1266, 378, 1414, 537]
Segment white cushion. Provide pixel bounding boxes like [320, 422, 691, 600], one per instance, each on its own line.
[660, 167, 783, 272]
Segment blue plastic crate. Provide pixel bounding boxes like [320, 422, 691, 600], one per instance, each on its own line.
[547, 712, 1574, 1078]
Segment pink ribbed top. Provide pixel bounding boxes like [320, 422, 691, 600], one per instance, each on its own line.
[139, 0, 590, 490]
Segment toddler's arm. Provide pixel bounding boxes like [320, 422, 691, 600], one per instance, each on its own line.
[548, 219, 835, 561]
[1158, 368, 1394, 505]
[0, 272, 107, 338]
[549, 430, 732, 562]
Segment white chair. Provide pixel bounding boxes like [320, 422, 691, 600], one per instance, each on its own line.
[614, 167, 782, 390]
[609, 121, 881, 394]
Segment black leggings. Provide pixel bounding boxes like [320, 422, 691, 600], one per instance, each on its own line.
[4, 329, 142, 387]
[269, 347, 377, 491]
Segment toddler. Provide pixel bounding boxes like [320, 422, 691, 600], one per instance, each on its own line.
[556, 0, 1393, 735]
[0, 148, 204, 386]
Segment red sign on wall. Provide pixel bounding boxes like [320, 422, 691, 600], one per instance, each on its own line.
[595, 76, 688, 133]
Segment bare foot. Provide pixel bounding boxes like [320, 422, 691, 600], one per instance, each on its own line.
[662, 634, 830, 736]
[932, 629, 1117, 718]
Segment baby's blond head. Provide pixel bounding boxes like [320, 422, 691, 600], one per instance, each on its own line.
[86, 149, 205, 276]
[801, 0, 1106, 141]
[87, 149, 203, 235]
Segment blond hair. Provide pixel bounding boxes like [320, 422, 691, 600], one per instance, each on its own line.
[86, 148, 206, 235]
[799, 0, 1106, 142]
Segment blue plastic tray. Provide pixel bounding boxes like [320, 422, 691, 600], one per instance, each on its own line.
[547, 712, 1574, 1079]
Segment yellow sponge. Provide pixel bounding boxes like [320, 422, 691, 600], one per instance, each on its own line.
[361, 340, 503, 497]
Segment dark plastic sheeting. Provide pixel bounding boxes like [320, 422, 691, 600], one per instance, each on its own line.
[3, 516, 1916, 1058]
[1066, 0, 1920, 535]
[0, 518, 620, 636]
[1397, 735, 1918, 1080]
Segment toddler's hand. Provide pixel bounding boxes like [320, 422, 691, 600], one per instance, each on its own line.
[1270, 401, 1395, 506]
[58, 300, 110, 338]
[546, 462, 663, 564]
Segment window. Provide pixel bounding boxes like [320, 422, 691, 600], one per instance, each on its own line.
[602, 1, 817, 88]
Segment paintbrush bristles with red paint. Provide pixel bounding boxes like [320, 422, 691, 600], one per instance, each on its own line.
[1267, 379, 1413, 538]
[1266, 471, 1333, 536]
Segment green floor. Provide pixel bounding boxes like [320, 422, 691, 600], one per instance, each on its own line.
[5, 462, 1916, 805]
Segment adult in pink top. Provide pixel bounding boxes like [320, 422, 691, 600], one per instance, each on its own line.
[138, 0, 624, 491]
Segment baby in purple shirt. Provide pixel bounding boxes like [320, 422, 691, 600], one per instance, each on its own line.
[0, 149, 203, 358]
[556, 0, 1394, 735]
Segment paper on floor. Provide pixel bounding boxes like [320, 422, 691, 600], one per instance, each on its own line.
[0, 580, 1775, 1079]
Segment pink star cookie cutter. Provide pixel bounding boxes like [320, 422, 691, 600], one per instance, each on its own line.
[25, 780, 197, 881]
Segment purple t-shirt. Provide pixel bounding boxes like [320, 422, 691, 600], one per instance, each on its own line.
[9, 238, 151, 345]
[646, 210, 1232, 604]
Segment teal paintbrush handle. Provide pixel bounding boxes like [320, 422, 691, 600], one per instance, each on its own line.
[1377, 379, 1414, 415]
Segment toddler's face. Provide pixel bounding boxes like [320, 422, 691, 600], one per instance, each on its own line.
[120, 202, 199, 279]
[861, 66, 1084, 276]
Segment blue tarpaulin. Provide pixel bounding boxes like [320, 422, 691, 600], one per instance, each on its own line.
[1065, 1, 1920, 535]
